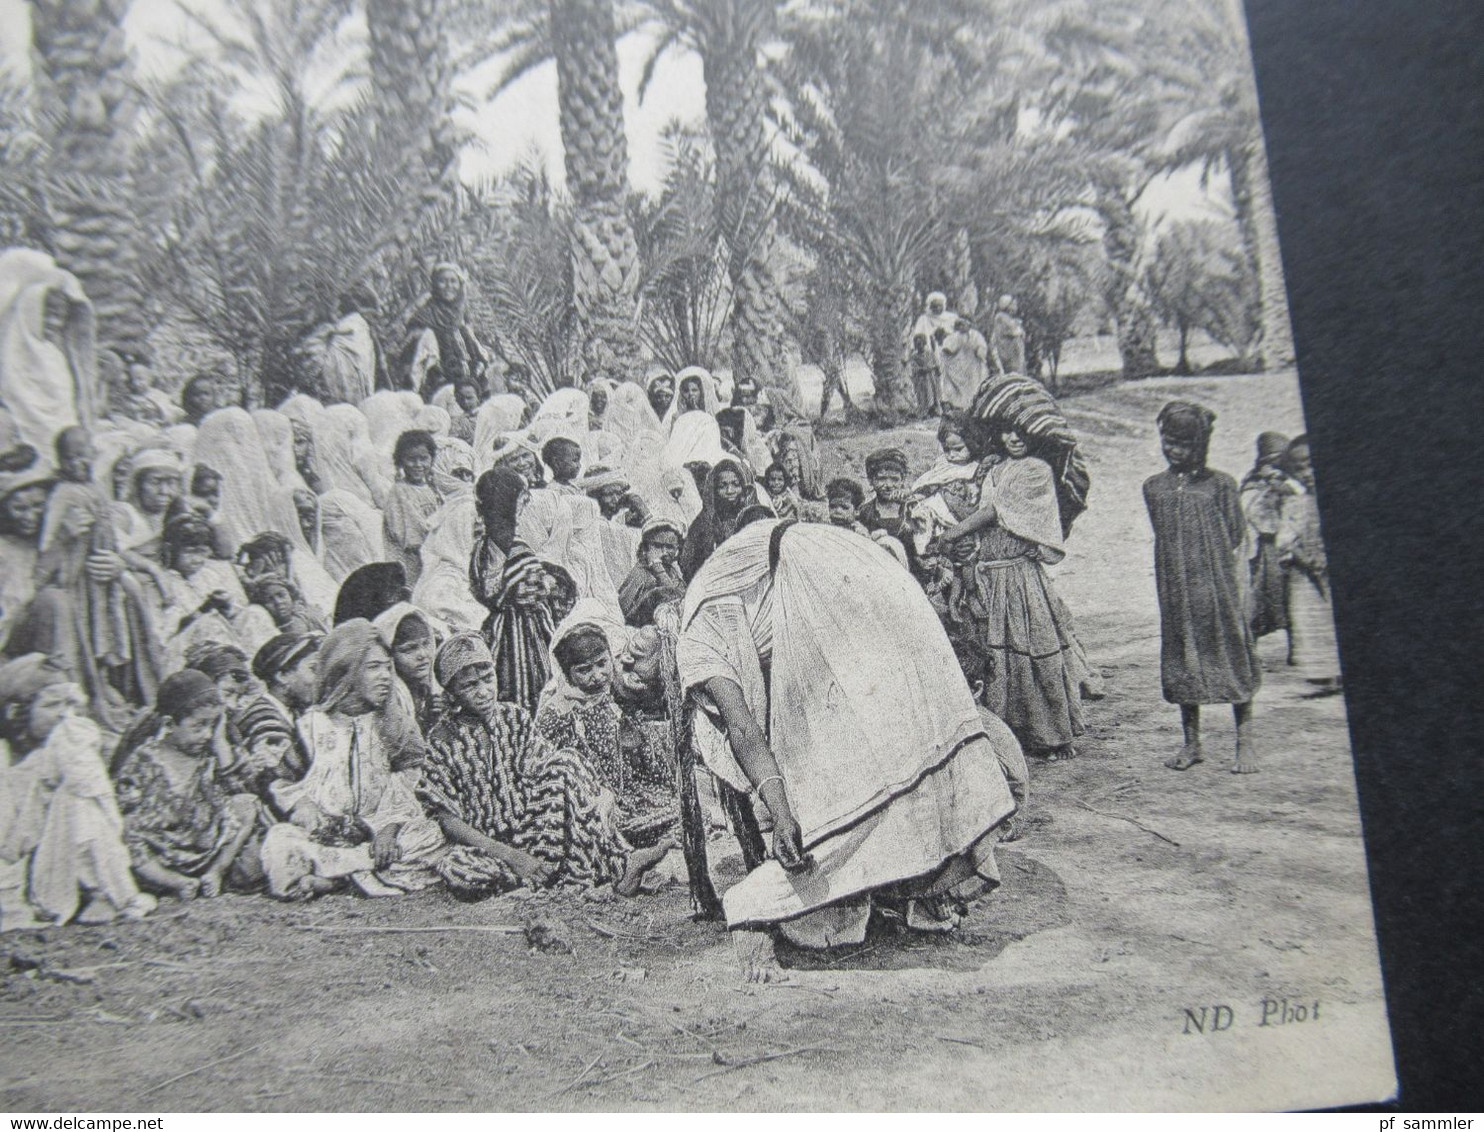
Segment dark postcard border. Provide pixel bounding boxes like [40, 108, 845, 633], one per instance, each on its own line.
[1245, 0, 1484, 1110]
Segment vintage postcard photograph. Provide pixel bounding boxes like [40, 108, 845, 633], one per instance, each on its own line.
[0, 0, 1395, 1113]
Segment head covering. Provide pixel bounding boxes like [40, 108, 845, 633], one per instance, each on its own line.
[252, 632, 321, 684]
[333, 561, 410, 625]
[585, 377, 615, 421]
[184, 641, 251, 681]
[0, 458, 55, 504]
[317, 488, 385, 581]
[432, 436, 474, 498]
[487, 430, 544, 478]
[865, 447, 909, 479]
[360, 390, 419, 457]
[539, 598, 629, 716]
[434, 631, 494, 691]
[663, 366, 722, 429]
[530, 388, 591, 446]
[0, 248, 96, 455]
[238, 698, 294, 745]
[1255, 431, 1290, 464]
[195, 407, 305, 549]
[0, 653, 69, 709]
[155, 668, 222, 722]
[578, 466, 630, 496]
[252, 409, 298, 484]
[125, 445, 182, 511]
[472, 395, 528, 475]
[415, 404, 451, 437]
[371, 601, 432, 652]
[315, 404, 388, 507]
[641, 515, 687, 542]
[1156, 400, 1216, 444]
[315, 618, 386, 713]
[971, 373, 1091, 536]
[604, 381, 663, 447]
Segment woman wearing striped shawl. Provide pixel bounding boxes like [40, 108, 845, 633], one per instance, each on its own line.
[478, 546, 576, 714]
[420, 634, 668, 894]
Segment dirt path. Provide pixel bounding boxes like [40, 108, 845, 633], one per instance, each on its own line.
[0, 374, 1394, 1112]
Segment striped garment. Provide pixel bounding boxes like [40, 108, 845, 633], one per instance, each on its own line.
[969, 373, 1090, 536]
[420, 701, 626, 888]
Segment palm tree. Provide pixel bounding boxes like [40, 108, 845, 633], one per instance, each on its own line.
[29, 0, 148, 369]
[634, 0, 803, 418]
[482, 0, 644, 384]
[365, 0, 458, 185]
[1151, 0, 1294, 371]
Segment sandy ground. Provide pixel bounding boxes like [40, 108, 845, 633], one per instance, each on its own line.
[0, 372, 1396, 1112]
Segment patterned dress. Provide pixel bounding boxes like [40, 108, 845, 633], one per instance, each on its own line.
[113, 741, 251, 877]
[535, 697, 678, 847]
[420, 702, 627, 889]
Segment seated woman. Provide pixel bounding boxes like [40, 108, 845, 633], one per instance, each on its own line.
[111, 670, 264, 901]
[679, 458, 750, 582]
[674, 519, 1020, 979]
[247, 573, 330, 638]
[534, 610, 679, 848]
[371, 602, 443, 735]
[618, 519, 686, 628]
[155, 513, 276, 669]
[422, 634, 669, 895]
[260, 619, 490, 900]
[0, 655, 155, 928]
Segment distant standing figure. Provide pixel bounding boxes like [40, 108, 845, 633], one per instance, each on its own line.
[0, 249, 96, 454]
[990, 294, 1027, 377]
[302, 288, 382, 406]
[1143, 402, 1260, 774]
[939, 317, 989, 410]
[1239, 431, 1294, 641]
[1276, 435, 1340, 694]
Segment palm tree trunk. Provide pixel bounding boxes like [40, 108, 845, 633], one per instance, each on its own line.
[699, 0, 803, 421]
[867, 279, 912, 413]
[1098, 186, 1160, 378]
[30, 0, 146, 377]
[1229, 141, 1295, 372]
[366, 0, 456, 184]
[550, 0, 643, 383]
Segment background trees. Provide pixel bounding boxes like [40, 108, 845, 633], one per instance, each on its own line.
[11, 0, 1293, 410]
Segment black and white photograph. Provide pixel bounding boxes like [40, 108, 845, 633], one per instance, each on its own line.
[0, 0, 1405, 1113]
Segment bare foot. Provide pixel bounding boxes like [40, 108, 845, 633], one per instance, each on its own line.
[732, 928, 789, 983]
[616, 838, 676, 897]
[1232, 737, 1260, 774]
[1165, 743, 1203, 771]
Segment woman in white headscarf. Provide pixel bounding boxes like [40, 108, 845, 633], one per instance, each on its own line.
[0, 248, 96, 455]
[531, 388, 623, 470]
[675, 519, 1019, 973]
[661, 366, 721, 433]
[411, 488, 485, 634]
[359, 391, 418, 461]
[252, 409, 299, 487]
[604, 381, 664, 451]
[415, 403, 450, 439]
[471, 395, 527, 476]
[314, 404, 389, 508]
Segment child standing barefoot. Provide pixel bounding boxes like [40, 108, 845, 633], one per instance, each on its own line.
[1143, 402, 1261, 774]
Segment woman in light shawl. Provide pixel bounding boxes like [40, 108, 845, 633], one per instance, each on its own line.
[675, 520, 1019, 976]
[661, 411, 729, 479]
[471, 395, 529, 475]
[371, 602, 443, 736]
[0, 657, 154, 928]
[0, 248, 96, 455]
[585, 377, 616, 430]
[1275, 435, 1338, 692]
[769, 427, 824, 503]
[260, 619, 500, 899]
[116, 445, 184, 552]
[360, 390, 419, 459]
[661, 366, 721, 432]
[194, 409, 301, 550]
[415, 403, 451, 438]
[395, 262, 489, 397]
[432, 436, 475, 500]
[530, 387, 624, 469]
[299, 291, 380, 406]
[314, 404, 389, 508]
[604, 381, 663, 450]
[252, 409, 299, 487]
[931, 415, 1085, 758]
[309, 488, 385, 583]
[413, 488, 485, 633]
